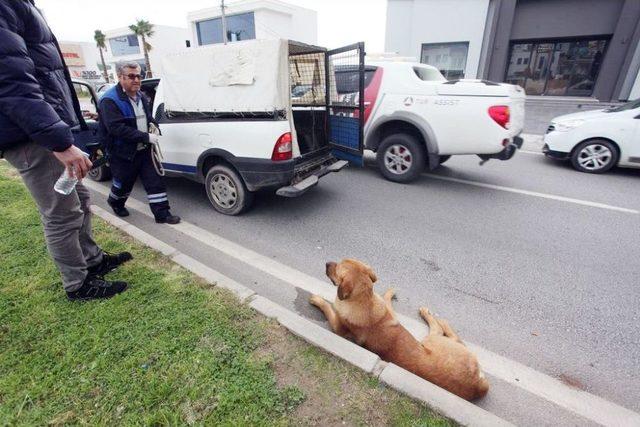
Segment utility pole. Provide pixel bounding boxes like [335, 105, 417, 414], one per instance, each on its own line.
[221, 0, 228, 45]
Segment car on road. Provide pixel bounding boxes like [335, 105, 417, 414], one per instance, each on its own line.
[335, 61, 526, 182]
[543, 99, 640, 173]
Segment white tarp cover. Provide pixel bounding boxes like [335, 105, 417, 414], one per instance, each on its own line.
[161, 39, 290, 113]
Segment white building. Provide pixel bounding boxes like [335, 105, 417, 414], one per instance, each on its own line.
[385, 0, 640, 102]
[187, 0, 317, 47]
[385, 0, 489, 80]
[103, 25, 191, 80]
[59, 41, 105, 85]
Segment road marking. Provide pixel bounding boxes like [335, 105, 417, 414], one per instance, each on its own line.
[85, 179, 640, 425]
[423, 173, 639, 214]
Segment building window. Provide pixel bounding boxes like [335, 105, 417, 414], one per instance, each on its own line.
[108, 35, 140, 57]
[420, 42, 469, 80]
[196, 12, 256, 46]
[505, 38, 609, 96]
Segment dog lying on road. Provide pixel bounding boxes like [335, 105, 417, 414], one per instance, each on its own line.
[309, 258, 489, 401]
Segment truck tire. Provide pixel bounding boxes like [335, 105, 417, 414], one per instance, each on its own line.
[376, 133, 426, 183]
[87, 149, 111, 182]
[205, 164, 254, 215]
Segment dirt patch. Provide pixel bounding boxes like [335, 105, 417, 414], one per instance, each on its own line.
[558, 373, 587, 391]
[253, 319, 451, 426]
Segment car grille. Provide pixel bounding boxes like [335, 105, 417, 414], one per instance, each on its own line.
[546, 124, 556, 134]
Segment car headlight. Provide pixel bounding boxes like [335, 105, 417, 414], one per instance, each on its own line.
[553, 119, 585, 132]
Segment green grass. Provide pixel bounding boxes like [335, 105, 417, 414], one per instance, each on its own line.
[0, 165, 304, 425]
[0, 161, 453, 426]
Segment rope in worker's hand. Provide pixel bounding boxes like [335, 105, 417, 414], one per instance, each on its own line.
[148, 123, 165, 176]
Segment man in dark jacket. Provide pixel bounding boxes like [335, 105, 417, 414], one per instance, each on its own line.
[99, 62, 180, 224]
[0, 0, 131, 300]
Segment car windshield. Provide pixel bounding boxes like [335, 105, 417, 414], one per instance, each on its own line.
[606, 98, 640, 112]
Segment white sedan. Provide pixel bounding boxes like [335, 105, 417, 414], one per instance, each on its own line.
[543, 100, 640, 173]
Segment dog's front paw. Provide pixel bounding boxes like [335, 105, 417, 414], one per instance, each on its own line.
[309, 294, 325, 307]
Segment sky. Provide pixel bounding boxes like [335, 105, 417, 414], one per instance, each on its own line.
[37, 0, 388, 52]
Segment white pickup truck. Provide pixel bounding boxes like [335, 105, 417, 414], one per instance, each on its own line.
[105, 39, 367, 215]
[335, 61, 526, 182]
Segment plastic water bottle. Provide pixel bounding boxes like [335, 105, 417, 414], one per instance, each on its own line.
[54, 166, 79, 195]
[54, 152, 93, 195]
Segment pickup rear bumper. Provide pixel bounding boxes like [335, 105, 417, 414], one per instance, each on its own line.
[276, 160, 348, 197]
[235, 154, 348, 196]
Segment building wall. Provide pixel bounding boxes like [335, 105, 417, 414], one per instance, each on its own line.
[384, 0, 490, 78]
[188, 0, 317, 47]
[287, 7, 317, 45]
[253, 9, 291, 40]
[480, 0, 640, 101]
[103, 25, 190, 80]
[384, 0, 413, 56]
[510, 0, 623, 40]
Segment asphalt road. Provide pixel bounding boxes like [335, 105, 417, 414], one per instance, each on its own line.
[88, 146, 640, 425]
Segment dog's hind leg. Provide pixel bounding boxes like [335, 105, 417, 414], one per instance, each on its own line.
[437, 318, 464, 345]
[382, 288, 400, 323]
[309, 295, 350, 338]
[419, 307, 444, 337]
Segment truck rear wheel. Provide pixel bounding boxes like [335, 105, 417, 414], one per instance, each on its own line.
[205, 164, 254, 215]
[87, 148, 111, 182]
[377, 133, 425, 183]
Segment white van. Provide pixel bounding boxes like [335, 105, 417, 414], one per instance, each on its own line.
[129, 39, 366, 215]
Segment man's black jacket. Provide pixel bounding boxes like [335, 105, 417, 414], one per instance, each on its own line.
[0, 0, 84, 152]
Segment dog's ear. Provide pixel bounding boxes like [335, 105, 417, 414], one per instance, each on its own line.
[367, 266, 377, 284]
[337, 277, 353, 300]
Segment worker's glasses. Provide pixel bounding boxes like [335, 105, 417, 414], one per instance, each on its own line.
[126, 74, 142, 81]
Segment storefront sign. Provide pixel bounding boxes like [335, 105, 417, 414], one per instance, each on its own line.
[59, 43, 85, 67]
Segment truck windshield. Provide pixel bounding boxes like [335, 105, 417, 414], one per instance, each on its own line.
[335, 70, 376, 94]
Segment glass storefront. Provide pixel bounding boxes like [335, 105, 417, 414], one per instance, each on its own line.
[421, 42, 469, 80]
[505, 38, 608, 96]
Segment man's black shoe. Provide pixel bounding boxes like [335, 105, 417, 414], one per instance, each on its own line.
[88, 251, 133, 277]
[66, 277, 128, 301]
[155, 214, 181, 224]
[107, 200, 130, 217]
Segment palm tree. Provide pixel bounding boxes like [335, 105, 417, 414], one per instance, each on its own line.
[129, 19, 155, 78]
[94, 29, 110, 83]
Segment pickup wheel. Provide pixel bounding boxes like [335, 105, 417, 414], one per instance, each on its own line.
[87, 148, 111, 182]
[205, 165, 254, 215]
[377, 133, 425, 183]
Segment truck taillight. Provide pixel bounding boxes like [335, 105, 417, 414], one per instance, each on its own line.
[364, 68, 383, 124]
[271, 132, 292, 161]
[488, 105, 510, 129]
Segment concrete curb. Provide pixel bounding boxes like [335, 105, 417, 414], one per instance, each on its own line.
[379, 364, 513, 427]
[249, 295, 380, 373]
[91, 204, 514, 426]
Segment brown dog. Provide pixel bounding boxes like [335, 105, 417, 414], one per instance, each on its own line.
[309, 258, 489, 400]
